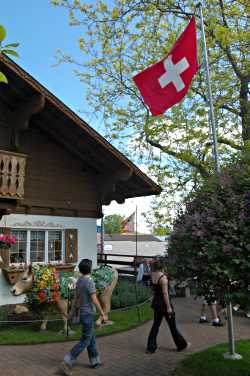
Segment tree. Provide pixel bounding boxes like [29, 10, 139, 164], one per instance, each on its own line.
[103, 214, 124, 234]
[0, 24, 19, 83]
[52, 0, 249, 225]
[168, 156, 250, 305]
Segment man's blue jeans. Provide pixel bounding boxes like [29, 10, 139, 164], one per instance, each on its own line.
[64, 312, 99, 366]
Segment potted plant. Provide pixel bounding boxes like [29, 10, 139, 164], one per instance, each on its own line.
[0, 234, 16, 268]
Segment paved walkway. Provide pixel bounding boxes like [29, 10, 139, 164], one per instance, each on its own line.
[1, 297, 250, 376]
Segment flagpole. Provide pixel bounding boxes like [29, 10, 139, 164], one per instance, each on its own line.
[198, 3, 220, 173]
[198, 3, 241, 360]
[134, 204, 141, 322]
[135, 205, 138, 259]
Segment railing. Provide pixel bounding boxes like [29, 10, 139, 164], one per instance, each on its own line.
[0, 150, 27, 199]
[97, 253, 157, 275]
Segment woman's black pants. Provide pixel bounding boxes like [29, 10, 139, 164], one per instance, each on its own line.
[147, 308, 187, 352]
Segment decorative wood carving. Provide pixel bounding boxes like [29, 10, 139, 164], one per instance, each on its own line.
[97, 166, 133, 205]
[65, 229, 78, 264]
[8, 94, 45, 152]
[0, 150, 27, 199]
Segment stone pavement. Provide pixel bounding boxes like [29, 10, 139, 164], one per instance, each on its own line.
[1, 297, 250, 376]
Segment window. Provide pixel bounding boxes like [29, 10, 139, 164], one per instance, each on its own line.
[10, 229, 64, 264]
[48, 231, 62, 262]
[30, 231, 45, 262]
[10, 230, 27, 263]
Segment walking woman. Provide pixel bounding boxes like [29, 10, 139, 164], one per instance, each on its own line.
[146, 260, 190, 353]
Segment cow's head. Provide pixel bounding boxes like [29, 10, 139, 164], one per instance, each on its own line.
[11, 265, 33, 296]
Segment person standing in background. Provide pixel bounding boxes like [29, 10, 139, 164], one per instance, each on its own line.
[136, 258, 151, 285]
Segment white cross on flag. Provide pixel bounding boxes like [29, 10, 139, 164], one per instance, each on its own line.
[133, 17, 199, 116]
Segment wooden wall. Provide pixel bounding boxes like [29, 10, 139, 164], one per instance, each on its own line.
[0, 102, 102, 218]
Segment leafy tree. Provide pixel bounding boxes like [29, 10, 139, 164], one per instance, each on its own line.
[52, 0, 249, 226]
[104, 214, 124, 234]
[152, 226, 170, 236]
[168, 155, 250, 304]
[0, 24, 19, 83]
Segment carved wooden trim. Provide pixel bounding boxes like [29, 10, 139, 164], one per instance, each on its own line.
[0, 150, 27, 199]
[65, 229, 78, 264]
[97, 166, 133, 205]
[8, 94, 45, 152]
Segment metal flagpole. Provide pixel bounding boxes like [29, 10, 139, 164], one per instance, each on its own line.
[198, 3, 220, 173]
[134, 205, 141, 322]
[198, 3, 241, 360]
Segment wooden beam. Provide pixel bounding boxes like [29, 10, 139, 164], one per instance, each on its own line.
[96, 166, 133, 205]
[8, 94, 45, 151]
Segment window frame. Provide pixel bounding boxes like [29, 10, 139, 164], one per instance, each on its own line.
[10, 228, 65, 265]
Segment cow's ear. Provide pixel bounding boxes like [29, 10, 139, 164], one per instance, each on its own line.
[28, 264, 32, 275]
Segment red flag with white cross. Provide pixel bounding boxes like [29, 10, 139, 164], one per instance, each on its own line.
[133, 17, 199, 116]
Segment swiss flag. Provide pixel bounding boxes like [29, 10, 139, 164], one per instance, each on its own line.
[133, 17, 199, 116]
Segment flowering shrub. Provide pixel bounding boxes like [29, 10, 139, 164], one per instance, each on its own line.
[168, 158, 250, 304]
[0, 234, 16, 249]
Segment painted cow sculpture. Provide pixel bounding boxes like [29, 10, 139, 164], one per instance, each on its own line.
[11, 264, 118, 332]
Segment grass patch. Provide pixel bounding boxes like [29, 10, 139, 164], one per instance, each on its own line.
[0, 303, 153, 345]
[175, 340, 250, 376]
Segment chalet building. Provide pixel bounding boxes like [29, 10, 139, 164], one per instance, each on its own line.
[0, 56, 161, 305]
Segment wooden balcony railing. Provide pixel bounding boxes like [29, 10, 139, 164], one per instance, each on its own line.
[0, 150, 27, 199]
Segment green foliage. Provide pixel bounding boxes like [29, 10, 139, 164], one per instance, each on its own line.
[52, 1, 249, 227]
[111, 278, 152, 309]
[0, 24, 19, 84]
[168, 157, 250, 304]
[152, 225, 171, 236]
[175, 340, 250, 376]
[0, 302, 153, 344]
[104, 213, 124, 234]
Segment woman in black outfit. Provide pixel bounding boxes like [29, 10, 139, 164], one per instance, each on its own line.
[146, 260, 190, 353]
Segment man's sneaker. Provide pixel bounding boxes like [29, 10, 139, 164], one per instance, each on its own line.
[59, 361, 72, 376]
[212, 320, 223, 327]
[91, 362, 102, 369]
[199, 318, 209, 323]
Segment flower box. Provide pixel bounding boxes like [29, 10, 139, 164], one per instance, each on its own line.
[1, 263, 76, 285]
[0, 248, 10, 268]
[54, 264, 75, 273]
[2, 267, 26, 285]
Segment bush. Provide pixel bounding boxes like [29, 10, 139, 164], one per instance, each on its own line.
[168, 158, 250, 304]
[111, 277, 152, 309]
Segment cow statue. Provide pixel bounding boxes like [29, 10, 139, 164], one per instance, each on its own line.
[11, 264, 118, 333]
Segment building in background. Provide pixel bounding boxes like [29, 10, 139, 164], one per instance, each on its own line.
[104, 233, 167, 259]
[121, 212, 135, 233]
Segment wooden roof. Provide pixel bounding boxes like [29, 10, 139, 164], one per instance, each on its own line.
[0, 56, 161, 203]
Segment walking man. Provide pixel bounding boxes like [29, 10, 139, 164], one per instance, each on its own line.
[59, 259, 107, 376]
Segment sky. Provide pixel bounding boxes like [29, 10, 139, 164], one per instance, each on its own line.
[1, 0, 154, 233]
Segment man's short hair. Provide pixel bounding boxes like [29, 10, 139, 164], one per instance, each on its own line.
[78, 259, 92, 275]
